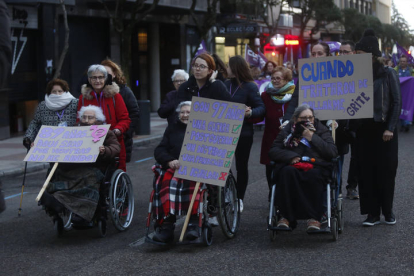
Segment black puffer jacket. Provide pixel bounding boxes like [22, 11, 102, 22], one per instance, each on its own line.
[118, 84, 140, 162]
[158, 89, 178, 125]
[269, 119, 338, 165]
[154, 119, 187, 169]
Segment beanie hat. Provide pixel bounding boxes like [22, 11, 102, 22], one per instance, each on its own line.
[355, 29, 381, 57]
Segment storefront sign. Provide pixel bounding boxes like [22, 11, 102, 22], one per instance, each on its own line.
[218, 24, 258, 34]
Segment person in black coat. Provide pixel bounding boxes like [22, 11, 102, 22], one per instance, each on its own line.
[269, 104, 338, 231]
[158, 69, 189, 125]
[102, 59, 140, 163]
[225, 55, 265, 210]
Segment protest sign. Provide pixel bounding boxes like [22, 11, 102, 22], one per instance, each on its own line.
[174, 97, 245, 187]
[298, 53, 374, 120]
[24, 125, 110, 163]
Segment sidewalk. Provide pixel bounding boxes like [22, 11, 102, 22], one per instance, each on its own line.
[0, 113, 167, 177]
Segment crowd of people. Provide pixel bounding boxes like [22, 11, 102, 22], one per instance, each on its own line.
[4, 28, 401, 243]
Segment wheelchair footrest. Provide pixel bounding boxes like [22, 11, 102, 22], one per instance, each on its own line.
[306, 227, 331, 234]
[268, 225, 293, 232]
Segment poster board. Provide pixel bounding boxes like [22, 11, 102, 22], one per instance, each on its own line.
[298, 53, 374, 120]
[24, 125, 110, 163]
[174, 97, 245, 187]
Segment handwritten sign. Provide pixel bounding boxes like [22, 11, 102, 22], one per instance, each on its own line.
[174, 97, 245, 187]
[24, 125, 110, 163]
[298, 53, 374, 120]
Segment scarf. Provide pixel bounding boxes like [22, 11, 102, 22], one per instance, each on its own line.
[266, 81, 295, 104]
[283, 121, 316, 148]
[45, 92, 75, 111]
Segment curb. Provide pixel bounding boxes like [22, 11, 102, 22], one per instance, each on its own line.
[0, 135, 164, 178]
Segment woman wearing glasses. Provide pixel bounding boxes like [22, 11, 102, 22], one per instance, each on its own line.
[259, 66, 295, 193]
[158, 69, 189, 125]
[269, 104, 337, 231]
[225, 55, 265, 211]
[78, 64, 131, 171]
[23, 79, 78, 149]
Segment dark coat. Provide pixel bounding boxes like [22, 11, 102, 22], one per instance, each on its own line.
[118, 84, 140, 162]
[269, 119, 338, 167]
[154, 119, 187, 169]
[224, 79, 265, 137]
[259, 92, 290, 164]
[158, 89, 178, 125]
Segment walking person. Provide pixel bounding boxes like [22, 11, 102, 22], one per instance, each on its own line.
[354, 29, 401, 226]
[101, 59, 140, 162]
[393, 55, 413, 132]
[225, 55, 265, 211]
[78, 64, 130, 172]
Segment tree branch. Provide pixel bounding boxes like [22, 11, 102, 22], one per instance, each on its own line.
[53, 0, 69, 79]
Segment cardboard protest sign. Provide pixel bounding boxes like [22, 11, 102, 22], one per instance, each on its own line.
[174, 97, 245, 187]
[298, 53, 374, 120]
[24, 125, 110, 163]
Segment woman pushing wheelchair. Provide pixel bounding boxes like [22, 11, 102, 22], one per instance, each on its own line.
[269, 104, 338, 231]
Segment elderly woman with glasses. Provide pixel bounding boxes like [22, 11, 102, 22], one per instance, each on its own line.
[158, 69, 190, 125]
[78, 64, 130, 172]
[269, 104, 337, 231]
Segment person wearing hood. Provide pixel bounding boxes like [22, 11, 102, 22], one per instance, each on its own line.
[259, 66, 295, 192]
[78, 64, 130, 172]
[354, 29, 401, 226]
[23, 79, 78, 148]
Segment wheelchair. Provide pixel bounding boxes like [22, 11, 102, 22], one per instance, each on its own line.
[44, 158, 135, 237]
[267, 157, 344, 241]
[145, 169, 240, 246]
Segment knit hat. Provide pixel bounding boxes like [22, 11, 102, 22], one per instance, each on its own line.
[355, 29, 381, 57]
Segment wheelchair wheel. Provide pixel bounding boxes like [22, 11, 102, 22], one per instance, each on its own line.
[203, 224, 213, 246]
[217, 173, 240, 238]
[109, 170, 135, 231]
[337, 198, 344, 234]
[97, 219, 107, 238]
[331, 218, 338, 241]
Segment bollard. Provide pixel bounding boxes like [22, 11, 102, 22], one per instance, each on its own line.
[137, 100, 150, 135]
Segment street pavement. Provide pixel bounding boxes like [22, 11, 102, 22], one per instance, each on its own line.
[1, 126, 414, 275]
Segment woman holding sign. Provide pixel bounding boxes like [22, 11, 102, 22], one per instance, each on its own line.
[354, 29, 401, 226]
[78, 65, 130, 172]
[225, 55, 265, 211]
[23, 79, 78, 149]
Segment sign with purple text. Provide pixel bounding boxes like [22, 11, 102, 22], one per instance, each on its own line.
[174, 97, 245, 187]
[298, 53, 374, 120]
[24, 125, 110, 163]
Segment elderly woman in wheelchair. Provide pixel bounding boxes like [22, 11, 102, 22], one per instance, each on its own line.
[39, 105, 127, 236]
[268, 104, 338, 232]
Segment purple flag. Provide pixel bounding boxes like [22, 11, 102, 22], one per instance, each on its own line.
[195, 40, 207, 58]
[245, 45, 268, 69]
[257, 49, 268, 69]
[392, 54, 398, 67]
[324, 41, 341, 53]
[399, 77, 414, 121]
[396, 42, 414, 65]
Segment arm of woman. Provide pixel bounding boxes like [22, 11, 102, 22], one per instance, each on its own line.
[309, 123, 338, 160]
[154, 127, 177, 168]
[212, 80, 232, 102]
[246, 82, 265, 119]
[113, 93, 131, 134]
[268, 127, 301, 163]
[101, 130, 121, 160]
[24, 103, 43, 142]
[386, 68, 402, 134]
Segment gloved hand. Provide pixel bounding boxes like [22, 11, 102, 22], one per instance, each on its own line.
[23, 137, 31, 150]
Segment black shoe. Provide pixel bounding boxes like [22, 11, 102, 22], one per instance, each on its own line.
[153, 223, 175, 243]
[384, 213, 396, 225]
[362, 214, 381, 226]
[184, 221, 200, 241]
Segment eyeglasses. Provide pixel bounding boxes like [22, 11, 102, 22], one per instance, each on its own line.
[89, 76, 105, 81]
[173, 79, 186, 84]
[298, 116, 314, 120]
[339, 50, 353, 55]
[81, 115, 96, 120]
[271, 77, 285, 81]
[192, 64, 209, 70]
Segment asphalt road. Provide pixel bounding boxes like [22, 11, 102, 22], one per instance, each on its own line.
[1, 129, 414, 275]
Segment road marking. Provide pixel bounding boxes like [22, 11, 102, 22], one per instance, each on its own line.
[135, 157, 154, 163]
[5, 192, 28, 200]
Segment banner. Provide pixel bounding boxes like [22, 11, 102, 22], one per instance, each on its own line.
[399, 77, 414, 121]
[298, 53, 374, 120]
[24, 125, 110, 163]
[195, 40, 208, 57]
[245, 44, 267, 69]
[174, 97, 244, 187]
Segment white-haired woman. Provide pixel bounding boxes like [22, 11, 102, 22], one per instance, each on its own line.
[77, 64, 130, 171]
[152, 101, 202, 243]
[158, 69, 190, 125]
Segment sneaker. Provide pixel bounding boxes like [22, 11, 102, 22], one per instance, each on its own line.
[346, 188, 359, 200]
[208, 216, 219, 227]
[239, 199, 244, 213]
[362, 214, 381, 226]
[307, 219, 321, 231]
[277, 217, 289, 229]
[153, 223, 175, 243]
[384, 213, 396, 225]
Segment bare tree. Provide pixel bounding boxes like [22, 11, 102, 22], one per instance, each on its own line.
[53, 0, 69, 79]
[255, 0, 286, 44]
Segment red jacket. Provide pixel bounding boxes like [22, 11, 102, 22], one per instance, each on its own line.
[78, 83, 130, 133]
